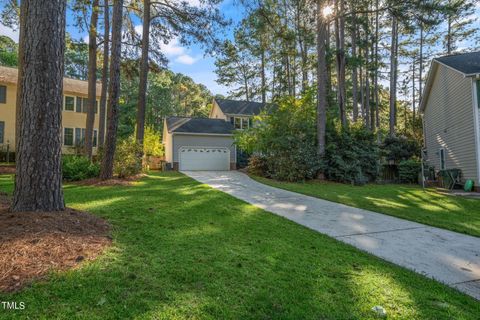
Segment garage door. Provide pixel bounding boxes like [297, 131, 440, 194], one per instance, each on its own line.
[179, 147, 230, 171]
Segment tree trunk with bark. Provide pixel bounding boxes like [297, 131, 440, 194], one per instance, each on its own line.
[351, 8, 358, 122]
[335, 0, 347, 127]
[12, 0, 67, 211]
[389, 15, 398, 136]
[316, 0, 328, 156]
[135, 0, 150, 155]
[85, 0, 99, 160]
[98, 0, 110, 147]
[100, 0, 123, 180]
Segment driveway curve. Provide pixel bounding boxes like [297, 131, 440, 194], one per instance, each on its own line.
[183, 170, 480, 300]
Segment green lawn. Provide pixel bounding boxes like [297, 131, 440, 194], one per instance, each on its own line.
[252, 176, 480, 238]
[0, 172, 479, 319]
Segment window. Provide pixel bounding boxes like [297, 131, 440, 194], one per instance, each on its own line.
[64, 128, 74, 146]
[75, 128, 86, 146]
[82, 98, 88, 113]
[234, 117, 242, 129]
[93, 129, 98, 147]
[76, 97, 83, 113]
[0, 121, 4, 143]
[233, 117, 250, 130]
[439, 148, 446, 170]
[0, 86, 6, 104]
[64, 96, 75, 111]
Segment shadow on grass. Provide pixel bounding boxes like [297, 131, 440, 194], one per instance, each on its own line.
[0, 172, 478, 319]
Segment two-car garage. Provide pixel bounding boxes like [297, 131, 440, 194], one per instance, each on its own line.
[163, 117, 236, 171]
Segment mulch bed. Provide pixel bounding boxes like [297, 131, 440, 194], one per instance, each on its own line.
[0, 193, 112, 292]
[0, 166, 15, 174]
[72, 174, 146, 186]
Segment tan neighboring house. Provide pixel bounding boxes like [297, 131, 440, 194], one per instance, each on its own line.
[163, 98, 269, 171]
[420, 51, 480, 186]
[0, 66, 103, 155]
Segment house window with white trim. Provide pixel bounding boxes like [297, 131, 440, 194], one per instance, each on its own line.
[64, 96, 75, 111]
[233, 117, 251, 130]
[64, 128, 74, 146]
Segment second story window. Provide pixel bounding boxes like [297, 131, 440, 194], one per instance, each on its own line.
[233, 117, 250, 130]
[0, 86, 7, 104]
[64, 96, 75, 111]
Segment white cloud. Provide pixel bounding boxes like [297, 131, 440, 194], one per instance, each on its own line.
[161, 38, 186, 56]
[0, 24, 19, 42]
[175, 54, 200, 65]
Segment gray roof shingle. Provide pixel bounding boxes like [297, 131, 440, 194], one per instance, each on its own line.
[166, 117, 234, 135]
[435, 51, 480, 75]
[215, 98, 269, 116]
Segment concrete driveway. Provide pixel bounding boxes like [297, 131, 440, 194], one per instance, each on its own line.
[183, 170, 480, 300]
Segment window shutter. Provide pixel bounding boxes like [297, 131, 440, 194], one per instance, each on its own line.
[0, 121, 4, 143]
[0, 86, 7, 104]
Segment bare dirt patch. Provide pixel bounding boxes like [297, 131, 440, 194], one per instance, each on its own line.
[0, 193, 111, 292]
[73, 174, 146, 186]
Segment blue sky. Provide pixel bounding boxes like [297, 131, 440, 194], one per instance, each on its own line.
[0, 0, 243, 96]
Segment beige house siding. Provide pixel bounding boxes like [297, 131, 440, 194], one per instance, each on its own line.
[163, 124, 173, 163]
[0, 81, 103, 154]
[423, 63, 478, 183]
[209, 100, 227, 120]
[172, 134, 236, 164]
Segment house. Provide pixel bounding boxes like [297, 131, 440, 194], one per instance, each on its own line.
[420, 51, 480, 187]
[0, 66, 103, 155]
[163, 98, 269, 171]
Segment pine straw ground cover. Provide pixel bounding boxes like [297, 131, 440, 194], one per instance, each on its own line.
[0, 192, 111, 292]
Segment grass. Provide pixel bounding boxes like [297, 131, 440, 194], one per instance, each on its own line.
[0, 172, 478, 319]
[252, 176, 480, 238]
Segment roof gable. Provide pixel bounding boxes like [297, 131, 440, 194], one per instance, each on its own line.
[214, 98, 268, 116]
[435, 51, 480, 76]
[165, 117, 234, 135]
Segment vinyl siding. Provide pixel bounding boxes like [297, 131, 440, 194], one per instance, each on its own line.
[209, 100, 227, 120]
[423, 64, 478, 182]
[172, 134, 236, 163]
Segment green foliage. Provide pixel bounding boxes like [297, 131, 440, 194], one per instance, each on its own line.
[0, 35, 18, 67]
[398, 159, 421, 184]
[322, 123, 379, 184]
[62, 155, 100, 181]
[114, 137, 142, 178]
[236, 92, 320, 182]
[381, 135, 420, 162]
[247, 154, 268, 176]
[143, 126, 164, 157]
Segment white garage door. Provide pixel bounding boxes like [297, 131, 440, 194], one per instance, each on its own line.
[179, 147, 230, 171]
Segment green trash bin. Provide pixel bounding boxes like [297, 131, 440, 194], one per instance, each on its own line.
[464, 179, 474, 192]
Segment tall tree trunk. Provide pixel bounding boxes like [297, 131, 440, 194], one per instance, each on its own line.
[389, 15, 398, 136]
[365, 43, 370, 130]
[85, 0, 99, 160]
[418, 22, 424, 102]
[374, 0, 380, 129]
[135, 0, 150, 155]
[98, 0, 109, 147]
[261, 47, 266, 103]
[100, 0, 123, 180]
[351, 8, 358, 122]
[12, 0, 66, 211]
[412, 60, 416, 121]
[316, 0, 328, 156]
[335, 0, 347, 127]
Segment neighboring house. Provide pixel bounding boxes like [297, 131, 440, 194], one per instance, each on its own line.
[163, 98, 269, 171]
[0, 65, 103, 154]
[420, 51, 480, 186]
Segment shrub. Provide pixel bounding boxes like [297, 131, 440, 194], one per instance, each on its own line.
[114, 137, 143, 178]
[322, 123, 379, 184]
[62, 155, 100, 181]
[381, 135, 420, 162]
[398, 159, 421, 183]
[236, 91, 320, 182]
[247, 154, 268, 177]
[143, 126, 164, 157]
